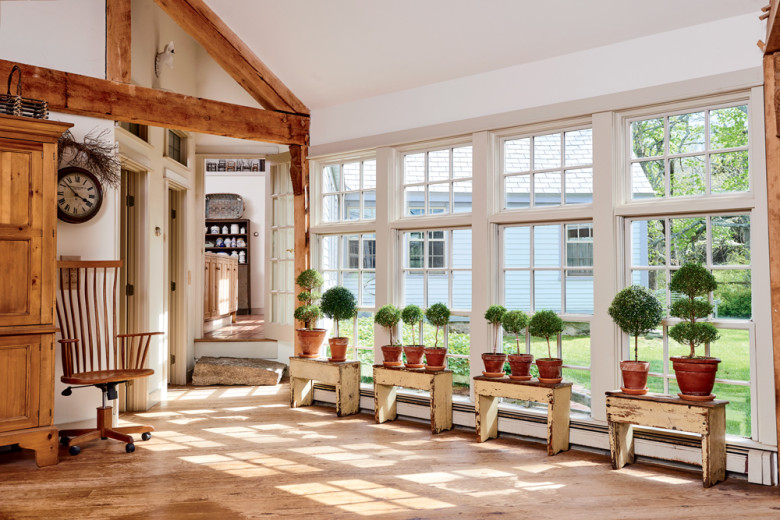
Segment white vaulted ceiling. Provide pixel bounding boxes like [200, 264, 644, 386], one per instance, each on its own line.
[205, 0, 765, 110]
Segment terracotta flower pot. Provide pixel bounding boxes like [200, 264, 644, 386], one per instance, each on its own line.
[403, 345, 425, 368]
[381, 345, 403, 367]
[535, 358, 563, 384]
[671, 356, 721, 401]
[297, 328, 326, 358]
[424, 347, 447, 370]
[620, 360, 650, 395]
[508, 354, 534, 381]
[481, 353, 506, 378]
[328, 337, 349, 362]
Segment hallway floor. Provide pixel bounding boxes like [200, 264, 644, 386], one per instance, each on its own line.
[200, 314, 265, 341]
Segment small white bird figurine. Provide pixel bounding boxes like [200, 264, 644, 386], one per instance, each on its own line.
[155, 41, 175, 77]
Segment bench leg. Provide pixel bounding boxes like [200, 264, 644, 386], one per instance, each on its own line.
[702, 407, 727, 487]
[335, 364, 361, 417]
[609, 421, 634, 469]
[430, 378, 453, 434]
[475, 394, 498, 442]
[548, 386, 571, 455]
[374, 384, 396, 424]
[290, 377, 313, 408]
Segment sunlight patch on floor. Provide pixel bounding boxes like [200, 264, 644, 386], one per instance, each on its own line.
[277, 479, 454, 516]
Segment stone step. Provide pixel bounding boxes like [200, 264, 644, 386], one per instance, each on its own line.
[192, 356, 287, 386]
[194, 339, 278, 360]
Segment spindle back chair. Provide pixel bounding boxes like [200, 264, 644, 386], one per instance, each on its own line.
[56, 260, 161, 455]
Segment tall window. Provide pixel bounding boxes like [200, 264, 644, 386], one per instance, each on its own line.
[402, 229, 471, 393]
[629, 104, 749, 200]
[627, 214, 752, 436]
[403, 146, 472, 216]
[322, 159, 376, 222]
[269, 165, 295, 327]
[503, 128, 592, 209]
[166, 130, 187, 166]
[319, 233, 376, 382]
[501, 222, 593, 414]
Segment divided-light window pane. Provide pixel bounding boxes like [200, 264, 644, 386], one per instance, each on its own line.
[503, 128, 592, 209]
[320, 159, 377, 222]
[629, 104, 749, 200]
[403, 146, 473, 217]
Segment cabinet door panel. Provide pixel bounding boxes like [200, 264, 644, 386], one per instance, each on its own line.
[0, 335, 41, 433]
[0, 237, 42, 325]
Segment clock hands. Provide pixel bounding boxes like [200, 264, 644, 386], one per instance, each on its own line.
[64, 182, 89, 204]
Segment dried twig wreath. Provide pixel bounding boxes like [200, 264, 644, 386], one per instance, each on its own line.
[58, 129, 121, 188]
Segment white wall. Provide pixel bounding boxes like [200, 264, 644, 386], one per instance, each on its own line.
[310, 13, 763, 147]
[204, 172, 266, 311]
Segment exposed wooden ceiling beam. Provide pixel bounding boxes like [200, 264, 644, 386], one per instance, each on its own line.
[106, 0, 132, 82]
[764, 2, 780, 53]
[0, 60, 309, 146]
[154, 0, 309, 116]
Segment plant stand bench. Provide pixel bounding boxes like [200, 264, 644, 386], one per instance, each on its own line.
[289, 357, 361, 417]
[473, 376, 572, 455]
[373, 365, 453, 434]
[605, 391, 729, 488]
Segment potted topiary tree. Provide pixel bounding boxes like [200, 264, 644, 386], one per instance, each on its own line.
[424, 303, 450, 370]
[501, 310, 532, 380]
[608, 285, 664, 395]
[528, 310, 564, 383]
[293, 269, 326, 358]
[374, 304, 403, 367]
[669, 264, 721, 401]
[320, 286, 358, 362]
[482, 305, 507, 377]
[401, 304, 425, 368]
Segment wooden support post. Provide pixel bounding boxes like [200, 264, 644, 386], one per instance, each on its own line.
[548, 385, 572, 456]
[291, 377, 314, 408]
[374, 383, 397, 424]
[763, 53, 780, 473]
[106, 0, 132, 83]
[290, 145, 310, 357]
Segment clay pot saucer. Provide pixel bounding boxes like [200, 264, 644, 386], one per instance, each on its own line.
[328, 358, 347, 363]
[298, 353, 319, 359]
[424, 365, 446, 371]
[383, 361, 403, 367]
[404, 363, 425, 369]
[481, 371, 506, 378]
[509, 375, 532, 381]
[620, 386, 648, 395]
[538, 377, 563, 384]
[678, 393, 715, 402]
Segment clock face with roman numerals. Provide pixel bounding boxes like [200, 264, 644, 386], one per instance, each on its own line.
[56, 167, 103, 223]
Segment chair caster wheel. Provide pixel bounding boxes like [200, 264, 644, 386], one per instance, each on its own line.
[126, 443, 135, 453]
[69, 446, 81, 456]
[59, 436, 69, 446]
[141, 432, 152, 441]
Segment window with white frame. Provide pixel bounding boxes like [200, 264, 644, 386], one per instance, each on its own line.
[629, 104, 749, 200]
[403, 146, 473, 216]
[318, 233, 376, 382]
[269, 165, 295, 327]
[627, 214, 752, 436]
[322, 159, 376, 222]
[500, 222, 593, 413]
[502, 128, 592, 209]
[402, 228, 472, 393]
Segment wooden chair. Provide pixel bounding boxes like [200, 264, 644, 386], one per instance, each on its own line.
[56, 260, 162, 455]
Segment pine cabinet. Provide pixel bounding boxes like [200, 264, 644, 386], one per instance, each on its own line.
[205, 218, 250, 313]
[0, 114, 72, 467]
[204, 252, 238, 322]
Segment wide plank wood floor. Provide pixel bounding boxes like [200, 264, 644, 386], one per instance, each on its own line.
[199, 314, 266, 341]
[1, 384, 779, 519]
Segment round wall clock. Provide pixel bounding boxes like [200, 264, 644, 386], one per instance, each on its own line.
[57, 167, 104, 223]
